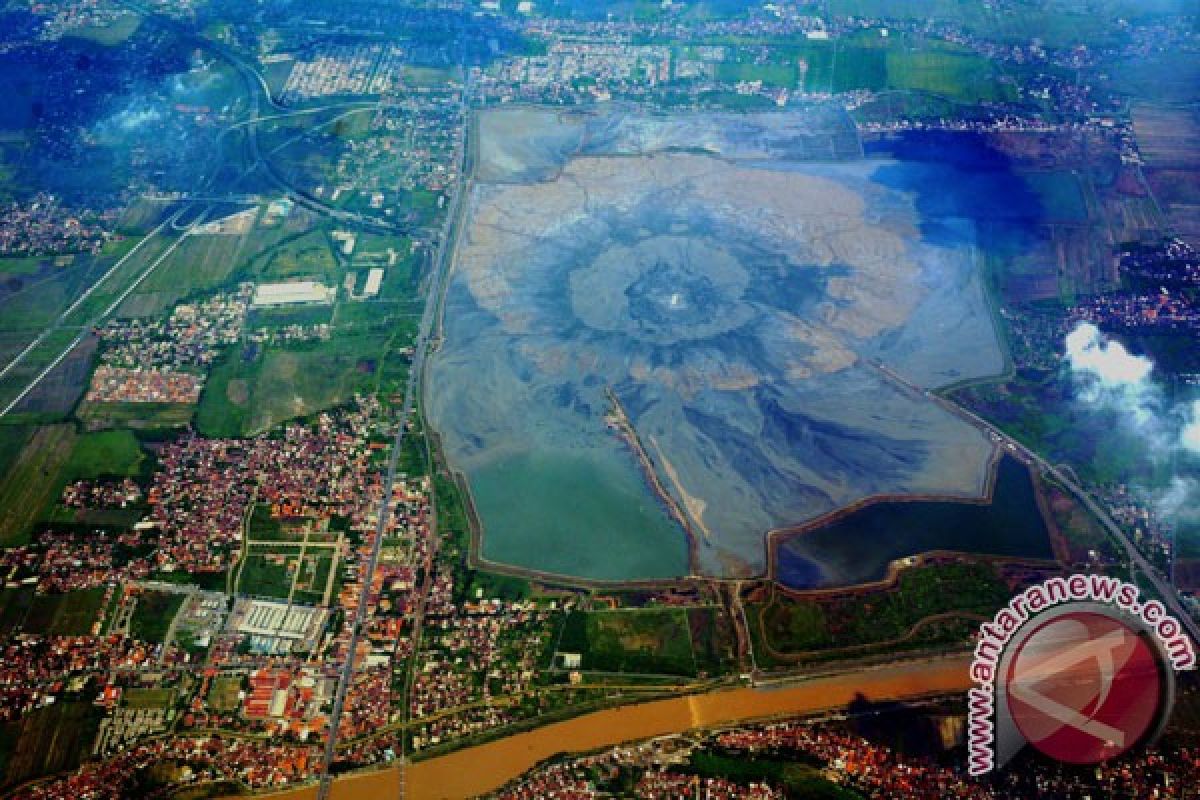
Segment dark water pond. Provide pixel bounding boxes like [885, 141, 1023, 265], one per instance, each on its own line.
[775, 455, 1053, 589]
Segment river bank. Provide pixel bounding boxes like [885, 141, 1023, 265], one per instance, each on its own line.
[235, 654, 971, 800]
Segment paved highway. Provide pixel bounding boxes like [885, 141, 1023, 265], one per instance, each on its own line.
[315, 74, 471, 800]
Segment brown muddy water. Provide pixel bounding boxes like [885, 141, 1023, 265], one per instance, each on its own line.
[244, 655, 971, 800]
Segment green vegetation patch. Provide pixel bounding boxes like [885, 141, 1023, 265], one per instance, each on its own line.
[77, 402, 195, 433]
[0, 701, 102, 790]
[0, 257, 48, 276]
[252, 230, 340, 284]
[122, 687, 176, 710]
[62, 430, 145, 482]
[715, 60, 797, 88]
[1023, 172, 1088, 224]
[0, 588, 33, 639]
[755, 563, 1011, 657]
[685, 751, 862, 799]
[884, 48, 1013, 104]
[246, 304, 333, 329]
[687, 606, 737, 677]
[197, 332, 410, 437]
[557, 608, 697, 676]
[0, 424, 32, 481]
[25, 587, 106, 636]
[207, 675, 243, 713]
[236, 550, 296, 600]
[129, 590, 185, 643]
[0, 424, 76, 545]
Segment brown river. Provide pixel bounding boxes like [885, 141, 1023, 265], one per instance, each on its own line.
[234, 655, 970, 800]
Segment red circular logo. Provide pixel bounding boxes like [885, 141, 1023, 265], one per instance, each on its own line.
[1005, 611, 1163, 764]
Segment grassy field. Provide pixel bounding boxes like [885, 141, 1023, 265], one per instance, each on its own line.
[753, 31, 1017, 104]
[0, 588, 32, 639]
[292, 552, 335, 606]
[207, 675, 243, 713]
[0, 257, 48, 276]
[0, 424, 31, 479]
[884, 47, 1014, 104]
[61, 430, 145, 482]
[249, 230, 340, 284]
[0, 251, 112, 334]
[750, 563, 1011, 660]
[715, 60, 797, 88]
[0, 424, 76, 545]
[557, 608, 697, 676]
[686, 606, 738, 677]
[129, 590, 185, 643]
[246, 304, 333, 329]
[332, 109, 374, 140]
[236, 550, 295, 600]
[0, 701, 102, 790]
[400, 65, 458, 87]
[24, 588, 106, 636]
[130, 231, 248, 301]
[829, 0, 1179, 48]
[76, 401, 195, 432]
[122, 687, 176, 710]
[196, 331, 406, 437]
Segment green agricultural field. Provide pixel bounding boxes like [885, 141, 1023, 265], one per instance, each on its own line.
[0, 257, 47, 276]
[129, 590, 185, 643]
[0, 701, 102, 790]
[246, 304, 333, 329]
[715, 60, 797, 88]
[0, 254, 112, 333]
[0, 424, 31, 479]
[0, 588, 32, 639]
[207, 675, 243, 713]
[248, 229, 340, 284]
[196, 332, 405, 437]
[77, 401, 195, 432]
[236, 549, 294, 599]
[789, 34, 1012, 103]
[25, 587, 106, 636]
[61, 430, 145, 482]
[133, 231, 248, 299]
[122, 687, 176, 710]
[0, 424, 75, 545]
[557, 608, 697, 676]
[884, 47, 1014, 104]
[116, 196, 172, 235]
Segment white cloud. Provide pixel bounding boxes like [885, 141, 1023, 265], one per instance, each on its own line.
[1064, 322, 1153, 386]
[1064, 322, 1159, 432]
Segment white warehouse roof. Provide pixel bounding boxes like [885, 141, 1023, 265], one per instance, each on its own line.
[252, 281, 335, 307]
